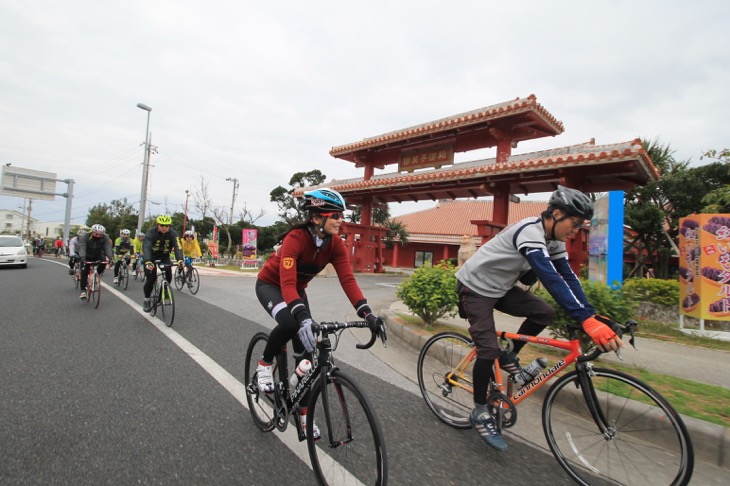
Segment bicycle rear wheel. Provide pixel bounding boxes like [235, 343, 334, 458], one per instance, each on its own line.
[174, 266, 185, 290]
[244, 332, 277, 432]
[73, 264, 80, 289]
[158, 281, 175, 327]
[417, 332, 474, 429]
[308, 369, 387, 486]
[542, 367, 694, 486]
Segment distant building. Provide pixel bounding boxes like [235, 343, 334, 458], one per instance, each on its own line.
[0, 209, 36, 236]
[0, 208, 65, 238]
[386, 199, 551, 268]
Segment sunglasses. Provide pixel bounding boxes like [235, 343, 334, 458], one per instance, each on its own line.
[319, 212, 343, 220]
[184, 235, 193, 238]
[569, 218, 586, 229]
[92, 232, 104, 238]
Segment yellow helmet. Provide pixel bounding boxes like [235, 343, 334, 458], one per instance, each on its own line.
[156, 215, 172, 225]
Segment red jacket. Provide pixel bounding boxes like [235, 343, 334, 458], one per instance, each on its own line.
[257, 226, 367, 322]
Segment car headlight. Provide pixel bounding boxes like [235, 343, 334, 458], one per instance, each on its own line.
[18, 248, 27, 256]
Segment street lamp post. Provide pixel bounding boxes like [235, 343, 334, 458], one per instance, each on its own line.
[136, 103, 152, 234]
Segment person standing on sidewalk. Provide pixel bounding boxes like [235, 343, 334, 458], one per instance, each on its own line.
[253, 188, 384, 439]
[455, 185, 624, 452]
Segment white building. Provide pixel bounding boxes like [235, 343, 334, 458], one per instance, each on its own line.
[0, 208, 65, 238]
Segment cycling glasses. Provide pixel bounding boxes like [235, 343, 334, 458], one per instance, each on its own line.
[319, 212, 343, 220]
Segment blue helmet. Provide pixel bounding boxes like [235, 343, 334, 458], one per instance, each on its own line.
[302, 188, 346, 213]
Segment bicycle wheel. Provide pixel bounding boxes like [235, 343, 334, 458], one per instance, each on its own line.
[417, 332, 474, 429]
[150, 282, 159, 317]
[158, 281, 175, 327]
[542, 367, 694, 486]
[187, 267, 200, 295]
[174, 266, 185, 290]
[121, 265, 129, 290]
[73, 265, 80, 289]
[244, 332, 277, 432]
[307, 369, 387, 486]
[93, 272, 101, 309]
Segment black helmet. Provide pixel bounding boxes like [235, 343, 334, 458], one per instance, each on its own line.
[301, 188, 346, 213]
[548, 185, 593, 220]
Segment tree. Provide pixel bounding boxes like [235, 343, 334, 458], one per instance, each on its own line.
[86, 198, 138, 237]
[624, 140, 730, 278]
[700, 149, 730, 213]
[270, 170, 326, 224]
[192, 176, 213, 220]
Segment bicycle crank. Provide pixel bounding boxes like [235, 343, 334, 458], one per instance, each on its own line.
[487, 392, 517, 429]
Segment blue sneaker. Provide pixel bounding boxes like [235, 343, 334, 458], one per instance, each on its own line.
[470, 410, 508, 452]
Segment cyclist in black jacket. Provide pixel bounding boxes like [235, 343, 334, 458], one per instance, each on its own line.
[142, 215, 183, 312]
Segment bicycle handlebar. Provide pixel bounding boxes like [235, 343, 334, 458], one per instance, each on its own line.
[578, 319, 639, 362]
[314, 318, 388, 350]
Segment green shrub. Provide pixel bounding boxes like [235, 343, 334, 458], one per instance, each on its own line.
[621, 278, 679, 307]
[396, 262, 458, 327]
[534, 279, 637, 349]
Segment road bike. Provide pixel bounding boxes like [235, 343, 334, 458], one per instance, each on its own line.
[83, 261, 105, 309]
[149, 261, 175, 327]
[245, 319, 389, 486]
[174, 258, 200, 294]
[417, 320, 694, 486]
[114, 254, 131, 290]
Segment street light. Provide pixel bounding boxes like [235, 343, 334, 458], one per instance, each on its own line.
[225, 177, 239, 224]
[136, 103, 152, 234]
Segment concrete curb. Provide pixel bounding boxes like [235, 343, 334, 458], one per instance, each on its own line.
[383, 310, 729, 470]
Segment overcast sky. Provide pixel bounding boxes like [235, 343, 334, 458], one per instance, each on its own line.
[1, 0, 728, 229]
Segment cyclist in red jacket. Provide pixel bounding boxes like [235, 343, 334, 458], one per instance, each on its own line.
[254, 188, 384, 439]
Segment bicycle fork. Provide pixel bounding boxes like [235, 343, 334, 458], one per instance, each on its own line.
[574, 363, 614, 440]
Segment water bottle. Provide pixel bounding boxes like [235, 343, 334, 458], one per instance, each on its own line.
[514, 357, 548, 387]
[289, 359, 312, 388]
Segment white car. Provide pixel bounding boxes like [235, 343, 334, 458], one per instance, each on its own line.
[0, 235, 28, 268]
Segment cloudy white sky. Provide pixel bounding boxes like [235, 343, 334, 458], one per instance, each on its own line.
[1, 0, 728, 229]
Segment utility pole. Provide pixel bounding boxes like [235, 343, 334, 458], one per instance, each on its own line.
[225, 177, 239, 224]
[136, 102, 152, 234]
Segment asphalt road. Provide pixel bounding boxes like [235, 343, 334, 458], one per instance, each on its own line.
[1, 258, 723, 485]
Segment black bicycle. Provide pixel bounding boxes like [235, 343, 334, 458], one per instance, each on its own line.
[149, 261, 175, 327]
[174, 259, 200, 294]
[245, 319, 389, 486]
[114, 254, 131, 290]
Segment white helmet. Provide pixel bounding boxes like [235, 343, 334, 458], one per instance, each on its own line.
[90, 224, 106, 234]
[184, 230, 195, 237]
[121, 229, 131, 236]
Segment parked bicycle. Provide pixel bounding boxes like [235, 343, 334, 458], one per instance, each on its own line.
[149, 261, 175, 327]
[417, 320, 693, 486]
[245, 319, 388, 486]
[83, 260, 104, 309]
[174, 257, 200, 294]
[114, 254, 131, 290]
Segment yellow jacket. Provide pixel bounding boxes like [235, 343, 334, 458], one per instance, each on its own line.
[181, 237, 202, 258]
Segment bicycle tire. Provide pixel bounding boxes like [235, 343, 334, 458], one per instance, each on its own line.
[244, 332, 277, 432]
[74, 264, 80, 289]
[121, 265, 129, 290]
[307, 369, 387, 486]
[150, 282, 159, 317]
[93, 272, 101, 309]
[187, 267, 200, 295]
[542, 367, 694, 486]
[174, 266, 185, 290]
[159, 280, 175, 327]
[417, 332, 474, 429]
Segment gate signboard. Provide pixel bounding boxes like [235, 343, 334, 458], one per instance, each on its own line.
[678, 214, 730, 321]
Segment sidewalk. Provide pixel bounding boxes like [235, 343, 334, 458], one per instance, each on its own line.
[382, 301, 730, 472]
